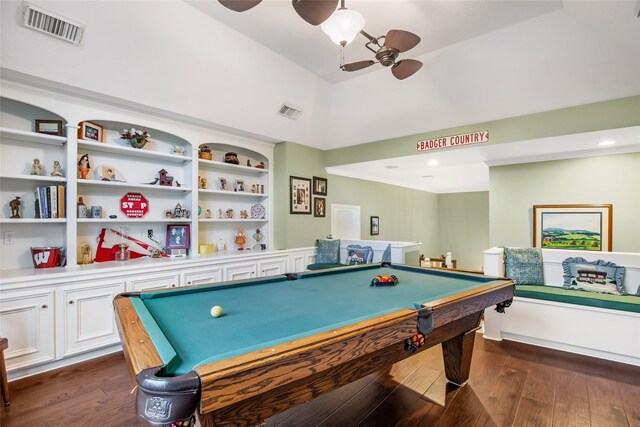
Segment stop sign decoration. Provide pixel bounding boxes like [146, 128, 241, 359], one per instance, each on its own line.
[120, 192, 149, 218]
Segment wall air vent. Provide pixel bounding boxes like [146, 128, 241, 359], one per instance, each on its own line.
[278, 103, 303, 120]
[23, 3, 85, 45]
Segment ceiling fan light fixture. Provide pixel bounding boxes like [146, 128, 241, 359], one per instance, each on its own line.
[321, 7, 364, 46]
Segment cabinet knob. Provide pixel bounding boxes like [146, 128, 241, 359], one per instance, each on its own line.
[41, 304, 48, 309]
[69, 301, 74, 304]
[171, 284, 176, 287]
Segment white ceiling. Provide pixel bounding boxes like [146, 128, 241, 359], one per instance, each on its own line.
[186, 0, 563, 83]
[326, 126, 640, 193]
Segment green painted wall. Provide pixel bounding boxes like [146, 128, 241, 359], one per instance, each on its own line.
[324, 96, 640, 167]
[274, 142, 440, 255]
[489, 153, 640, 252]
[437, 192, 489, 270]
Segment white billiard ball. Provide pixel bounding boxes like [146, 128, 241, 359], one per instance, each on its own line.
[210, 305, 223, 318]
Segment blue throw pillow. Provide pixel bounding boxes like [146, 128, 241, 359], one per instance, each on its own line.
[381, 244, 392, 263]
[504, 247, 544, 285]
[315, 239, 340, 264]
[346, 245, 373, 265]
[562, 257, 626, 295]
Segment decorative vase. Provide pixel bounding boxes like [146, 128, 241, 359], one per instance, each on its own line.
[126, 138, 148, 149]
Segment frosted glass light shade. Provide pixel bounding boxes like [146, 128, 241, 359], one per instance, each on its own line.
[321, 8, 364, 46]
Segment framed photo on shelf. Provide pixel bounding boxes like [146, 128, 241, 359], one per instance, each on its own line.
[78, 121, 104, 142]
[35, 119, 64, 136]
[219, 177, 230, 191]
[290, 176, 311, 214]
[313, 176, 328, 196]
[314, 197, 326, 217]
[533, 204, 612, 251]
[370, 216, 380, 236]
[234, 179, 245, 192]
[166, 224, 190, 255]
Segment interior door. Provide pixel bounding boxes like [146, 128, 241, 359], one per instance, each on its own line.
[330, 204, 361, 239]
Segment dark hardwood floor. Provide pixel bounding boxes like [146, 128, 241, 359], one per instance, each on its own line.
[2, 335, 638, 426]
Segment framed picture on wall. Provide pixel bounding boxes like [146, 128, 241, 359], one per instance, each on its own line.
[165, 224, 190, 250]
[313, 176, 328, 196]
[314, 197, 326, 217]
[370, 216, 380, 236]
[533, 204, 612, 251]
[290, 176, 311, 214]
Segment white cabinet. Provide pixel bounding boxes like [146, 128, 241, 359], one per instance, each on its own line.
[0, 289, 55, 371]
[258, 256, 288, 277]
[129, 272, 180, 292]
[225, 261, 257, 281]
[60, 280, 125, 357]
[183, 266, 223, 287]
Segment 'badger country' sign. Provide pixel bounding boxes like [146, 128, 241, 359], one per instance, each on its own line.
[417, 130, 489, 151]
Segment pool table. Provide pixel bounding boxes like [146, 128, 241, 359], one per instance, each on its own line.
[114, 263, 514, 427]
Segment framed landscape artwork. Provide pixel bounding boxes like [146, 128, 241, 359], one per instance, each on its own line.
[533, 204, 612, 251]
[290, 176, 311, 214]
[370, 216, 380, 236]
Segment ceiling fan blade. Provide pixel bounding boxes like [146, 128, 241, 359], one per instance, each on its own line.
[391, 59, 422, 80]
[341, 60, 375, 72]
[385, 29, 420, 53]
[218, 0, 262, 12]
[292, 0, 339, 25]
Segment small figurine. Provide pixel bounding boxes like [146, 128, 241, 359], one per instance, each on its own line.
[218, 208, 223, 219]
[234, 226, 247, 250]
[240, 210, 249, 219]
[78, 154, 91, 179]
[206, 209, 212, 219]
[246, 159, 252, 167]
[51, 160, 64, 177]
[255, 162, 266, 169]
[200, 177, 208, 189]
[253, 228, 264, 250]
[172, 145, 185, 155]
[173, 203, 183, 218]
[9, 196, 21, 218]
[199, 145, 212, 160]
[31, 158, 44, 175]
[158, 169, 174, 186]
[225, 208, 234, 219]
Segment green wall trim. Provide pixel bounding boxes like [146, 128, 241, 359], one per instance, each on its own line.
[324, 96, 640, 167]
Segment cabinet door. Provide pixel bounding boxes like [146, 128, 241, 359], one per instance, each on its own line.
[225, 262, 257, 281]
[129, 272, 180, 292]
[184, 266, 223, 287]
[0, 290, 55, 372]
[62, 280, 125, 357]
[258, 256, 288, 277]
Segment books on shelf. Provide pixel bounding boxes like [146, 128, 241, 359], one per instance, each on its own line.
[34, 185, 66, 219]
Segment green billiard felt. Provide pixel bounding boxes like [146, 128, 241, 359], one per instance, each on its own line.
[134, 264, 500, 375]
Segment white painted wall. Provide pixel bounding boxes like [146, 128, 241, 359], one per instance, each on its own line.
[0, 0, 331, 147]
[326, 4, 640, 148]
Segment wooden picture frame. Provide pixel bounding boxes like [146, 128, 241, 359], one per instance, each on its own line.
[290, 176, 311, 214]
[313, 176, 328, 196]
[314, 197, 326, 217]
[165, 223, 190, 250]
[78, 121, 104, 142]
[35, 119, 64, 136]
[234, 179, 245, 192]
[533, 204, 612, 251]
[370, 216, 380, 236]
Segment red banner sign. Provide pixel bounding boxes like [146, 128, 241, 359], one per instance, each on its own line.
[417, 130, 489, 151]
[120, 192, 149, 218]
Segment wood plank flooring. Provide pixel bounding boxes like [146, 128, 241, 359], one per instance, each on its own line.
[2, 335, 638, 426]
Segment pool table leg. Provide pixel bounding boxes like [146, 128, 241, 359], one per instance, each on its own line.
[441, 327, 477, 386]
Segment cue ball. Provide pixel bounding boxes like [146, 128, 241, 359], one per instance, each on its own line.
[210, 305, 223, 318]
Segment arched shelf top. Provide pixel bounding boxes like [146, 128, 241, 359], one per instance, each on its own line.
[198, 143, 269, 172]
[1, 97, 68, 136]
[77, 119, 192, 159]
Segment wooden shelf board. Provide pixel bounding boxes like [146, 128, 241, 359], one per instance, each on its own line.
[77, 180, 191, 192]
[198, 189, 268, 198]
[78, 139, 192, 163]
[0, 175, 67, 183]
[198, 158, 269, 175]
[0, 127, 67, 146]
[0, 218, 66, 224]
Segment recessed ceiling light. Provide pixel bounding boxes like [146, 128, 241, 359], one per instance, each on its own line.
[385, 165, 399, 169]
[427, 160, 439, 166]
[597, 140, 616, 146]
[422, 175, 433, 178]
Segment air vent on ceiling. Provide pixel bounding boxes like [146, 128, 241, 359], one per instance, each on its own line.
[278, 103, 303, 120]
[23, 3, 85, 45]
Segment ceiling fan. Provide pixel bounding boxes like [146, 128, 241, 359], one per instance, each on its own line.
[341, 29, 423, 80]
[218, 0, 339, 26]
